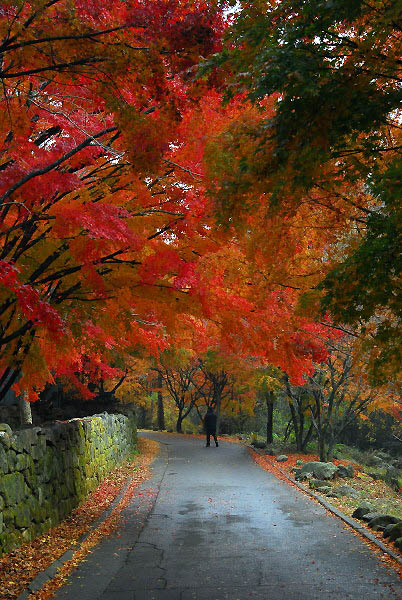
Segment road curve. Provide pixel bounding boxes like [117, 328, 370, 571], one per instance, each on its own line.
[53, 432, 401, 600]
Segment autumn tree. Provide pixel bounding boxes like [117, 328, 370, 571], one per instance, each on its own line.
[284, 337, 398, 461]
[155, 350, 204, 433]
[283, 375, 316, 453]
[0, 0, 369, 421]
[200, 0, 402, 384]
[0, 0, 225, 405]
[188, 350, 257, 435]
[256, 367, 282, 446]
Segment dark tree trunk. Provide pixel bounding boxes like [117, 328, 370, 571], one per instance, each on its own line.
[283, 419, 293, 442]
[156, 372, 165, 431]
[300, 422, 314, 452]
[318, 434, 326, 461]
[19, 393, 32, 425]
[138, 405, 147, 428]
[176, 411, 184, 433]
[289, 402, 302, 451]
[149, 392, 155, 429]
[266, 392, 274, 445]
[215, 396, 222, 436]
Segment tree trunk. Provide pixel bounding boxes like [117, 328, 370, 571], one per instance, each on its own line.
[326, 432, 336, 461]
[138, 405, 147, 428]
[300, 422, 314, 453]
[19, 392, 32, 426]
[156, 372, 165, 431]
[266, 392, 274, 445]
[318, 434, 327, 461]
[283, 419, 293, 443]
[215, 396, 222, 436]
[289, 402, 302, 450]
[176, 411, 184, 433]
[148, 392, 155, 429]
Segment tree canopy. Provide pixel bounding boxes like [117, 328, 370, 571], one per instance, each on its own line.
[0, 0, 399, 415]
[199, 0, 401, 384]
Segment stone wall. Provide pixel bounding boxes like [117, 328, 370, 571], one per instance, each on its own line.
[0, 412, 137, 556]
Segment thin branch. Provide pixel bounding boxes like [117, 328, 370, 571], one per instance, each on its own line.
[0, 126, 117, 209]
[1, 25, 144, 53]
[0, 201, 31, 214]
[162, 159, 202, 179]
[1, 56, 106, 79]
[318, 321, 359, 338]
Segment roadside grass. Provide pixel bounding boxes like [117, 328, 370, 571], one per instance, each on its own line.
[0, 437, 159, 600]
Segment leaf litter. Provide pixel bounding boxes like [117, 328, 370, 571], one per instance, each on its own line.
[0, 437, 159, 600]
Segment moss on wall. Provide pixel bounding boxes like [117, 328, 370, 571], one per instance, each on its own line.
[0, 412, 137, 556]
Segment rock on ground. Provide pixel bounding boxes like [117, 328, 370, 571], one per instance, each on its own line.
[352, 503, 375, 519]
[300, 461, 338, 480]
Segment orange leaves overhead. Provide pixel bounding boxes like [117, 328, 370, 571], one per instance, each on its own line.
[0, 1, 357, 406]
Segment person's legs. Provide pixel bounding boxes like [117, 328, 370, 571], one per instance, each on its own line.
[213, 434, 218, 447]
[206, 432, 211, 446]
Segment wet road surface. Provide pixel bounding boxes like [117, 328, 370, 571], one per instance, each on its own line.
[53, 432, 401, 600]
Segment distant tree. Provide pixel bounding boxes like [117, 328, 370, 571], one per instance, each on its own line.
[256, 367, 282, 445]
[283, 376, 315, 453]
[156, 351, 202, 433]
[284, 338, 398, 460]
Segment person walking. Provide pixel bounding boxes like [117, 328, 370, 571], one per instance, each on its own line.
[204, 406, 219, 447]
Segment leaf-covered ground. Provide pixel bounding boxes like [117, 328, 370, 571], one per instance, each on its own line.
[250, 450, 402, 577]
[274, 453, 401, 519]
[0, 437, 159, 600]
[1, 433, 400, 599]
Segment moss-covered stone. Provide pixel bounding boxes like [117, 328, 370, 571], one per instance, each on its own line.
[63, 452, 73, 469]
[64, 469, 75, 494]
[26, 496, 42, 524]
[0, 432, 12, 450]
[0, 445, 9, 474]
[59, 484, 68, 499]
[0, 471, 27, 505]
[7, 450, 17, 471]
[37, 448, 56, 483]
[41, 482, 53, 500]
[15, 502, 31, 528]
[24, 465, 38, 489]
[0, 424, 12, 436]
[16, 429, 39, 452]
[15, 452, 29, 471]
[385, 522, 402, 541]
[2, 507, 15, 528]
[21, 526, 35, 544]
[30, 443, 43, 461]
[39, 499, 52, 521]
[0, 412, 137, 557]
[48, 507, 59, 527]
[0, 531, 20, 554]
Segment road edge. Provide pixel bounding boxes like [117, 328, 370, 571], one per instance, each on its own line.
[248, 445, 402, 566]
[16, 442, 168, 600]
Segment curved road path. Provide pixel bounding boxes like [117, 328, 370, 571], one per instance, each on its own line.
[53, 433, 401, 600]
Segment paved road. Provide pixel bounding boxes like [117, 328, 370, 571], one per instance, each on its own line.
[53, 433, 401, 600]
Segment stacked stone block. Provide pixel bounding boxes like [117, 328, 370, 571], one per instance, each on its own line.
[0, 412, 137, 556]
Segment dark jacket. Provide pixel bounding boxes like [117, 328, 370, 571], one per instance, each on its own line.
[204, 411, 217, 434]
